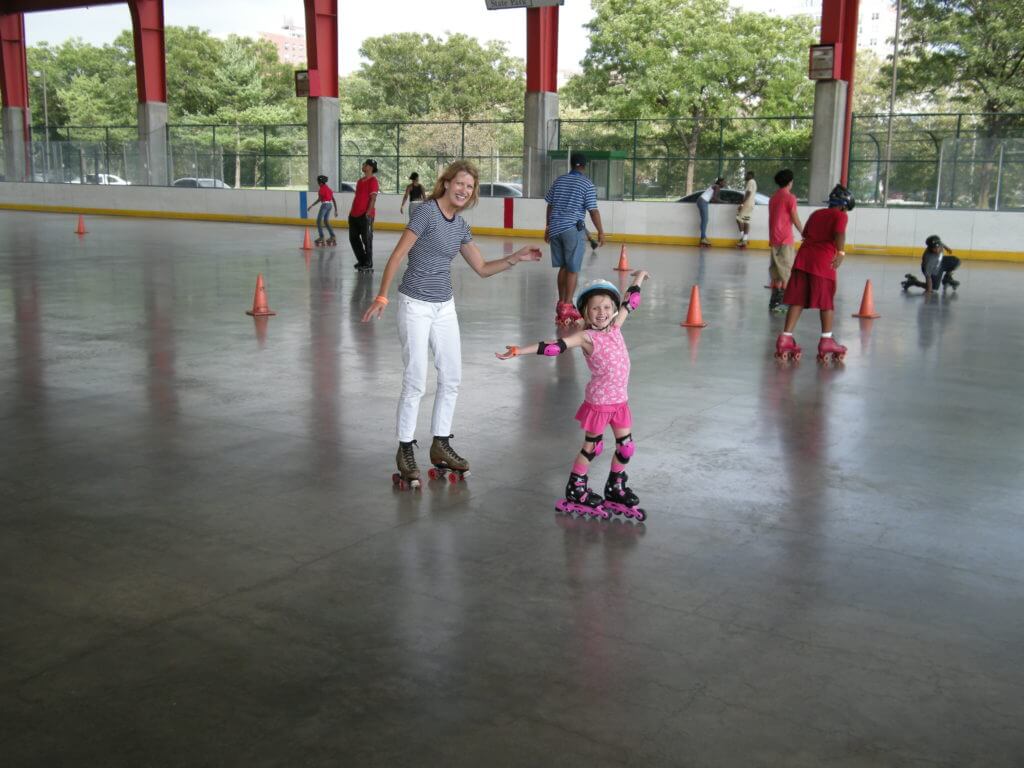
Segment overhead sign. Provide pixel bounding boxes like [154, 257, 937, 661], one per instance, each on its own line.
[485, 0, 564, 9]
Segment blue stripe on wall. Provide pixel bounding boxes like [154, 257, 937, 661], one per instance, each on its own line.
[299, 191, 307, 218]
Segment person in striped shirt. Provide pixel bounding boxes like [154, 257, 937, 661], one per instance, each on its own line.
[362, 160, 542, 488]
[545, 152, 606, 325]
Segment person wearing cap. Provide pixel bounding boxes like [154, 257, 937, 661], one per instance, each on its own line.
[349, 159, 380, 271]
[736, 170, 757, 248]
[902, 235, 960, 293]
[400, 172, 426, 222]
[544, 152, 606, 326]
[495, 270, 651, 521]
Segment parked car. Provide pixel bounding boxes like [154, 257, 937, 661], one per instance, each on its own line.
[70, 173, 130, 185]
[172, 177, 232, 189]
[677, 188, 770, 205]
[478, 182, 523, 198]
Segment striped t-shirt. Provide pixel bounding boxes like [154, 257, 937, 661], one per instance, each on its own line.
[398, 200, 473, 302]
[545, 170, 598, 237]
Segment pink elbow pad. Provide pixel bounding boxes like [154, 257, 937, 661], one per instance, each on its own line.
[627, 292, 641, 311]
[537, 339, 568, 356]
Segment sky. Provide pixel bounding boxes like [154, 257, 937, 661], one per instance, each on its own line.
[23, 0, 598, 77]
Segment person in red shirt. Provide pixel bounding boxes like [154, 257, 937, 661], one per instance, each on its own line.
[306, 174, 339, 246]
[775, 184, 855, 363]
[767, 168, 803, 312]
[349, 159, 380, 271]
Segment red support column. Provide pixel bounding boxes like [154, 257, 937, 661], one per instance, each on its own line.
[0, 13, 29, 180]
[819, 0, 859, 185]
[0, 13, 29, 110]
[526, 6, 558, 94]
[128, 0, 166, 103]
[304, 0, 338, 98]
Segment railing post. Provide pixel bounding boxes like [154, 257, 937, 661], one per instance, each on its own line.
[263, 125, 269, 190]
[396, 122, 401, 193]
[460, 121, 466, 159]
[631, 119, 638, 201]
[105, 126, 110, 178]
[993, 142, 1004, 211]
[717, 119, 725, 177]
[949, 113, 962, 206]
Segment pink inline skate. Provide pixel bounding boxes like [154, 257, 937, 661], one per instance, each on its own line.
[816, 336, 847, 363]
[555, 473, 610, 519]
[775, 334, 802, 361]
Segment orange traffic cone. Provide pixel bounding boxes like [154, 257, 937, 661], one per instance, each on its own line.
[302, 228, 313, 250]
[613, 244, 631, 271]
[851, 279, 881, 319]
[680, 285, 708, 328]
[75, 215, 87, 235]
[246, 274, 276, 317]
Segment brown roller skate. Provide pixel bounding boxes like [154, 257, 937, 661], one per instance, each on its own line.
[392, 440, 421, 490]
[428, 434, 470, 483]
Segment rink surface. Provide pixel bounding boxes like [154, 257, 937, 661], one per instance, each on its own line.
[2, 212, 1023, 767]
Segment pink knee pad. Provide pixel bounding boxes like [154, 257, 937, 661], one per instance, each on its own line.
[581, 434, 603, 461]
[616, 436, 635, 460]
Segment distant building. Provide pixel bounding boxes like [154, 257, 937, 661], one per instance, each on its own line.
[261, 20, 306, 66]
[733, 0, 897, 58]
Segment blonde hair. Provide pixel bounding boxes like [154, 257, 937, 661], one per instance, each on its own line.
[429, 160, 480, 210]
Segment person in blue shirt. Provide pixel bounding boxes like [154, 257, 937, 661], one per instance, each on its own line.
[545, 152, 606, 325]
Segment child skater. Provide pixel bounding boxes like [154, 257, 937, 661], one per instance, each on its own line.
[774, 184, 855, 363]
[901, 235, 960, 293]
[496, 271, 650, 522]
[306, 174, 339, 246]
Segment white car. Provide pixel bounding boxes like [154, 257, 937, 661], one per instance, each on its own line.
[172, 177, 233, 189]
[72, 173, 131, 185]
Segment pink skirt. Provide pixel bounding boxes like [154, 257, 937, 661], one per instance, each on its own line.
[575, 401, 632, 433]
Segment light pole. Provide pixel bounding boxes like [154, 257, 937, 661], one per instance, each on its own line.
[33, 70, 50, 180]
[882, 0, 902, 207]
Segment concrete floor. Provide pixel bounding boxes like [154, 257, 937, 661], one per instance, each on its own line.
[2, 212, 1023, 767]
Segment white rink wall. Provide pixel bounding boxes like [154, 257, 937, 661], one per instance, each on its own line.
[1, 182, 1020, 260]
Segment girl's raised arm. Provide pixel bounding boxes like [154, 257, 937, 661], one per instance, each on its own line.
[614, 270, 650, 328]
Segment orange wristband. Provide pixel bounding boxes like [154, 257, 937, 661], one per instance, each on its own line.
[508, 345, 520, 357]
[374, 295, 389, 305]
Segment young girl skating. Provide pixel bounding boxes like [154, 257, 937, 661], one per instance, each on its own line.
[496, 271, 650, 521]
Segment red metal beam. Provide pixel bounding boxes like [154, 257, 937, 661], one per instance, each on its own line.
[304, 0, 337, 99]
[526, 6, 558, 94]
[128, 0, 165, 103]
[0, 12, 28, 109]
[0, 1, 121, 12]
[820, 0, 858, 184]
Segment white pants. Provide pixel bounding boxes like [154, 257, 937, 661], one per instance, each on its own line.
[396, 295, 462, 442]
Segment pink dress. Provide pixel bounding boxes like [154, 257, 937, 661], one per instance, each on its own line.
[574, 325, 633, 433]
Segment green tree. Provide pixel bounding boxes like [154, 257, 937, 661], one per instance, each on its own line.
[895, 0, 1024, 124]
[563, 0, 816, 193]
[894, 0, 1024, 206]
[349, 32, 524, 122]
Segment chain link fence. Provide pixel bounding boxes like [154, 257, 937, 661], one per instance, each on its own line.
[339, 120, 523, 194]
[6, 113, 1023, 210]
[557, 117, 814, 201]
